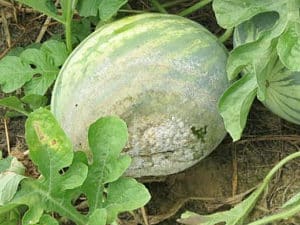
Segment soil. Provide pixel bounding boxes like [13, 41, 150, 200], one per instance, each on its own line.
[1, 1, 300, 225]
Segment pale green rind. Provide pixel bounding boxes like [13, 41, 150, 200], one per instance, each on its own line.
[263, 68, 300, 124]
[51, 13, 229, 177]
[233, 12, 300, 126]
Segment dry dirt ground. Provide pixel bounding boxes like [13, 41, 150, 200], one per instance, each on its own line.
[1, 1, 300, 225]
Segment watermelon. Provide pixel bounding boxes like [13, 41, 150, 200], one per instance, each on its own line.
[234, 12, 300, 125]
[51, 13, 229, 177]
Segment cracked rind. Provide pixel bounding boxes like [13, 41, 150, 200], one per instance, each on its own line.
[51, 13, 229, 177]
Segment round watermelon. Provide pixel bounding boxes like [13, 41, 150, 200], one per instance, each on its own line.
[234, 12, 300, 125]
[51, 13, 229, 177]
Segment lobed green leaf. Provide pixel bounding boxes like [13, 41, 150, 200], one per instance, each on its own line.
[105, 177, 151, 223]
[15, 0, 64, 23]
[26, 108, 74, 181]
[0, 56, 33, 93]
[0, 40, 67, 95]
[81, 116, 129, 212]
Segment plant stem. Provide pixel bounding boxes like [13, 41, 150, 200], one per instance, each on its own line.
[219, 28, 233, 43]
[161, 0, 188, 8]
[246, 151, 300, 225]
[64, 1, 74, 54]
[178, 0, 212, 17]
[263, 151, 300, 187]
[119, 9, 147, 14]
[151, 0, 168, 13]
[247, 203, 300, 225]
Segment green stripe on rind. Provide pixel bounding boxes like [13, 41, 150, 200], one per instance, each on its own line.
[265, 89, 300, 124]
[51, 13, 229, 177]
[51, 13, 226, 117]
[264, 69, 300, 124]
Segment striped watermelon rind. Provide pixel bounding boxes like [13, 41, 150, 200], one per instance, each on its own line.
[234, 12, 300, 125]
[51, 13, 229, 177]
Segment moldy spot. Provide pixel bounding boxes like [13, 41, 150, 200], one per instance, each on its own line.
[191, 125, 207, 143]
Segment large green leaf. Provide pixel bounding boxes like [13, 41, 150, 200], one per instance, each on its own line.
[81, 116, 130, 212]
[87, 208, 107, 225]
[77, 0, 127, 20]
[215, 1, 300, 139]
[99, 0, 128, 21]
[213, 0, 285, 29]
[26, 108, 74, 180]
[7, 108, 89, 225]
[80, 116, 150, 222]
[218, 73, 257, 141]
[105, 177, 151, 223]
[0, 56, 33, 93]
[22, 40, 68, 95]
[77, 0, 103, 17]
[214, 0, 298, 81]
[16, 0, 64, 23]
[0, 40, 67, 95]
[277, 21, 300, 71]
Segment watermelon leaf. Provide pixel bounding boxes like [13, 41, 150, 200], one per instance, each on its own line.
[81, 116, 130, 212]
[0, 56, 34, 93]
[37, 214, 59, 225]
[81, 116, 150, 222]
[77, 0, 128, 20]
[87, 208, 107, 225]
[77, 0, 103, 17]
[0, 40, 67, 95]
[0, 109, 150, 224]
[0, 96, 29, 116]
[213, 0, 287, 29]
[218, 73, 257, 141]
[104, 177, 151, 223]
[277, 21, 300, 71]
[15, 0, 64, 23]
[0, 157, 26, 206]
[214, 0, 300, 139]
[99, 0, 128, 21]
[21, 94, 48, 111]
